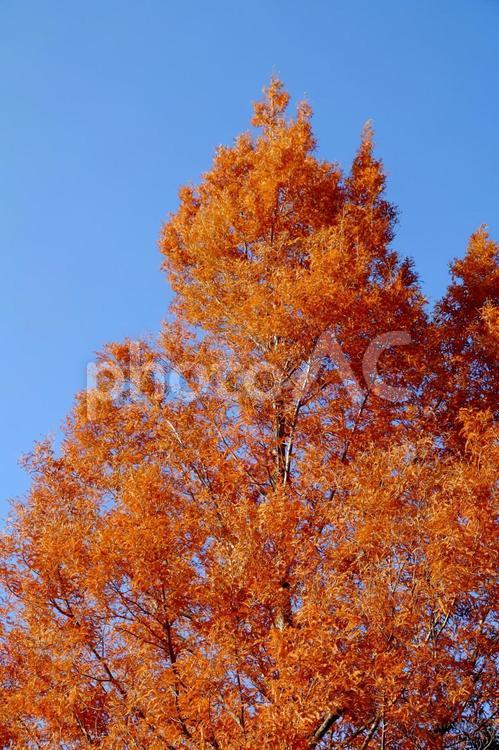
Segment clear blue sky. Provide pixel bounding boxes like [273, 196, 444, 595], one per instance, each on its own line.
[1, 0, 498, 511]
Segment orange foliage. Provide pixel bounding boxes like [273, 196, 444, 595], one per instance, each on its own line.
[0, 80, 497, 749]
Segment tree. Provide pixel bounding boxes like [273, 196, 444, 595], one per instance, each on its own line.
[0, 79, 497, 749]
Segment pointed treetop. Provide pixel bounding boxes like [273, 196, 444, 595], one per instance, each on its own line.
[360, 119, 374, 146]
[454, 225, 497, 279]
[347, 119, 389, 209]
[251, 77, 292, 130]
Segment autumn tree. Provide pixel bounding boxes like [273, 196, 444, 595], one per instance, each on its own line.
[0, 80, 497, 749]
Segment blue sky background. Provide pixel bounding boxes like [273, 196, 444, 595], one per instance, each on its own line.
[1, 0, 498, 512]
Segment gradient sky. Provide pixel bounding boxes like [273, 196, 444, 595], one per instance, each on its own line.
[1, 0, 498, 512]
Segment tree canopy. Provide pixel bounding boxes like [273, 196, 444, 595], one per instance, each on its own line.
[0, 80, 497, 749]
